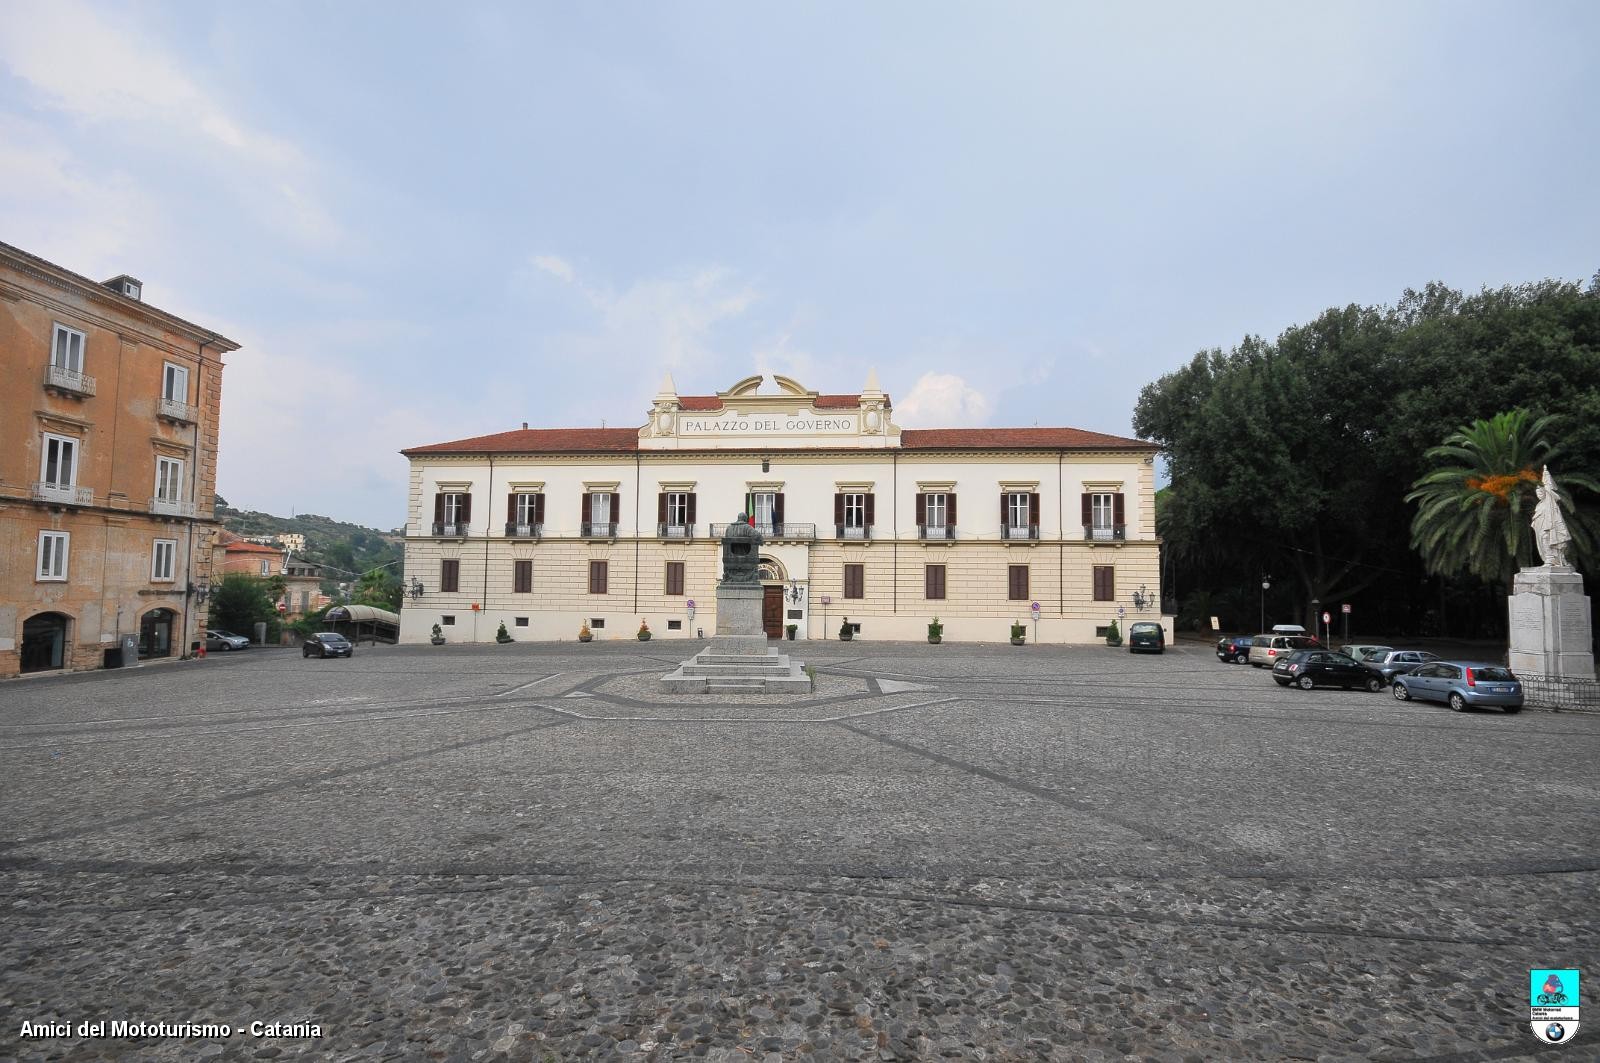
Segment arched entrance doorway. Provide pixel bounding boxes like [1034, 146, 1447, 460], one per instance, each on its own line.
[757, 556, 787, 640]
[139, 608, 177, 659]
[21, 612, 72, 673]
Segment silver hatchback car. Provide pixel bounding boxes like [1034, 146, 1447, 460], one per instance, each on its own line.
[1391, 661, 1523, 713]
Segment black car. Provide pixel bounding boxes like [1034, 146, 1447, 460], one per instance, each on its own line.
[1216, 634, 1253, 664]
[1128, 622, 1165, 654]
[1272, 649, 1384, 691]
[303, 632, 353, 659]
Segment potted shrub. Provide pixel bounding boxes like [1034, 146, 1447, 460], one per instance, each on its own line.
[578, 622, 593, 643]
[785, 623, 798, 641]
[1009, 621, 1026, 646]
[495, 621, 514, 644]
[838, 617, 853, 642]
[928, 617, 943, 644]
[430, 623, 446, 646]
[1105, 619, 1122, 647]
[637, 620, 652, 642]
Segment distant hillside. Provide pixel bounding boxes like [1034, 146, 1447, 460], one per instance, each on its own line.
[214, 496, 403, 584]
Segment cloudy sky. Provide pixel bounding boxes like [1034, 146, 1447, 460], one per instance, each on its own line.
[3, 2, 1596, 528]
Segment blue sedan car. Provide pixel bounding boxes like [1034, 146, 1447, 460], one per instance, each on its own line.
[1391, 661, 1523, 713]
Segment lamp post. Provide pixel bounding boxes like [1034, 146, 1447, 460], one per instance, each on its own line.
[1260, 578, 1270, 633]
[408, 578, 424, 601]
[1310, 598, 1321, 644]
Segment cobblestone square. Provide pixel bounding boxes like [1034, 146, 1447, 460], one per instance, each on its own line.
[2, 641, 1596, 1061]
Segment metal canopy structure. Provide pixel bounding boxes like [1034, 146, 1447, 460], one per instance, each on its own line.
[323, 604, 400, 645]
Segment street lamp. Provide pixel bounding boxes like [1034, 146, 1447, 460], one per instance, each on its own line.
[1311, 598, 1321, 644]
[408, 578, 424, 600]
[1260, 577, 1271, 633]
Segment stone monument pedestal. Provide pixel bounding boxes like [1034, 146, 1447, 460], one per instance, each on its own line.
[1508, 566, 1595, 679]
[662, 576, 812, 693]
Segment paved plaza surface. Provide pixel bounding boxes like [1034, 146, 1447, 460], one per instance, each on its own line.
[2, 639, 1596, 1062]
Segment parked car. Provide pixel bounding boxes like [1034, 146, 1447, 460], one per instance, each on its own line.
[1128, 622, 1165, 653]
[1366, 649, 1439, 683]
[1216, 634, 1254, 664]
[1248, 633, 1322, 667]
[1272, 649, 1385, 691]
[206, 629, 250, 652]
[1339, 644, 1393, 662]
[1391, 661, 1523, 713]
[302, 632, 353, 659]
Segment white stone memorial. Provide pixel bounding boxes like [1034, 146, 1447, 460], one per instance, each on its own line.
[1507, 467, 1595, 680]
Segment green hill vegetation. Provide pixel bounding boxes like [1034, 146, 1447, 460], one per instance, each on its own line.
[214, 496, 403, 594]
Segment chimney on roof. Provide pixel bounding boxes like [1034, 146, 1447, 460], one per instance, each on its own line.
[103, 274, 143, 301]
[521, 422, 528, 430]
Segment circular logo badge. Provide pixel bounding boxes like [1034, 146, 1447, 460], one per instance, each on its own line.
[1546, 1023, 1566, 1042]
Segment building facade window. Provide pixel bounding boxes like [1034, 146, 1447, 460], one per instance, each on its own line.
[507, 492, 544, 536]
[584, 492, 615, 536]
[917, 492, 956, 540]
[162, 362, 189, 402]
[40, 434, 78, 488]
[38, 531, 69, 581]
[1084, 492, 1125, 540]
[925, 564, 946, 600]
[440, 558, 460, 593]
[155, 457, 184, 502]
[1004, 492, 1039, 538]
[665, 561, 685, 596]
[590, 492, 613, 524]
[835, 492, 874, 539]
[589, 560, 609, 594]
[1008, 564, 1029, 601]
[1093, 565, 1115, 602]
[434, 491, 471, 533]
[51, 323, 85, 372]
[659, 491, 696, 536]
[513, 559, 532, 593]
[259, 559, 270, 577]
[747, 491, 776, 527]
[151, 539, 176, 581]
[844, 563, 865, 599]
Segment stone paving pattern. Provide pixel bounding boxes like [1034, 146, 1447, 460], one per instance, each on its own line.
[2, 639, 1597, 1061]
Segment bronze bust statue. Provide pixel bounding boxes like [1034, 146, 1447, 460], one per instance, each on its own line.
[720, 512, 763, 585]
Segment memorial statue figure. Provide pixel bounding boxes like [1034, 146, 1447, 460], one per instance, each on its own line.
[1532, 465, 1572, 568]
[719, 512, 763, 585]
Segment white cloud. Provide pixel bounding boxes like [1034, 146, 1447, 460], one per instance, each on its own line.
[531, 254, 575, 284]
[894, 371, 993, 427]
[0, 0, 339, 246]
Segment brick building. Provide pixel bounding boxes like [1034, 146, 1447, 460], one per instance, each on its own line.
[0, 242, 239, 675]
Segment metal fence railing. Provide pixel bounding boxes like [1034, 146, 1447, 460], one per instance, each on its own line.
[1519, 674, 1600, 711]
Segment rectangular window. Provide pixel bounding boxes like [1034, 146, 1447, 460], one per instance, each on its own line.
[844, 563, 864, 599]
[440, 558, 460, 593]
[1007, 493, 1031, 529]
[665, 561, 685, 596]
[750, 491, 775, 526]
[162, 362, 189, 402]
[1008, 564, 1029, 601]
[925, 564, 946, 600]
[843, 494, 865, 528]
[924, 493, 947, 528]
[442, 492, 464, 524]
[441, 615, 456, 626]
[1091, 493, 1115, 529]
[589, 492, 613, 525]
[589, 560, 609, 595]
[514, 617, 529, 627]
[1093, 565, 1115, 602]
[514, 492, 541, 525]
[260, 559, 270, 576]
[51, 324, 85, 372]
[155, 457, 184, 502]
[589, 617, 605, 629]
[40, 434, 78, 488]
[513, 559, 532, 593]
[666, 493, 689, 526]
[37, 531, 69, 581]
[667, 619, 682, 630]
[151, 539, 176, 581]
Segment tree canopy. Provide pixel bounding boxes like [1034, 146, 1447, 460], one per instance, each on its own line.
[1136, 276, 1599, 636]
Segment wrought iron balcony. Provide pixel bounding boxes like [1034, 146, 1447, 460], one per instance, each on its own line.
[430, 521, 470, 537]
[32, 482, 93, 506]
[708, 522, 816, 541]
[45, 364, 96, 397]
[581, 521, 617, 539]
[504, 521, 543, 539]
[918, 523, 956, 540]
[1083, 524, 1127, 541]
[835, 524, 872, 541]
[657, 522, 696, 540]
[150, 496, 197, 517]
[1003, 524, 1040, 540]
[158, 397, 198, 424]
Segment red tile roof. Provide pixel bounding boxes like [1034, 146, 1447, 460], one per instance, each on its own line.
[901, 428, 1152, 450]
[404, 423, 1151, 455]
[402, 427, 641, 456]
[223, 539, 285, 556]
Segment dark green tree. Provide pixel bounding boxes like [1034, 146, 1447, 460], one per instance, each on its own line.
[210, 574, 280, 640]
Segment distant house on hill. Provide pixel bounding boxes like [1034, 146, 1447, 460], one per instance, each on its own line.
[217, 532, 285, 578]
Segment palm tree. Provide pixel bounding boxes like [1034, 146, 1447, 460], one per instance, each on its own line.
[1407, 409, 1596, 587]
